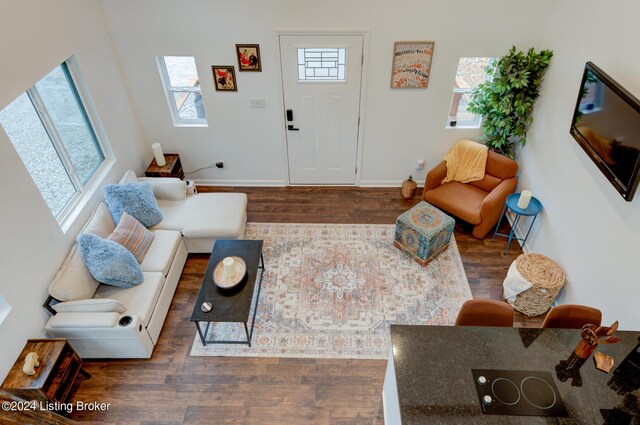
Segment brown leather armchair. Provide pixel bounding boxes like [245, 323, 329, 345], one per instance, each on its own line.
[422, 150, 518, 239]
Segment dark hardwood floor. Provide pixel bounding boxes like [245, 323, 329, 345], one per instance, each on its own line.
[70, 187, 542, 424]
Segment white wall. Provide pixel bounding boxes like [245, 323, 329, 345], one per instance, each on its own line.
[99, 0, 555, 186]
[0, 0, 147, 380]
[517, 0, 640, 329]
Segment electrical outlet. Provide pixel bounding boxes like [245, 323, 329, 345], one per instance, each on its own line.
[416, 160, 425, 170]
[250, 98, 266, 108]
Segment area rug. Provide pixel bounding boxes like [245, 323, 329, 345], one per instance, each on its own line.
[190, 223, 471, 359]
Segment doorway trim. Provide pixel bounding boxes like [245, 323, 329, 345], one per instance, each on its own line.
[274, 29, 370, 186]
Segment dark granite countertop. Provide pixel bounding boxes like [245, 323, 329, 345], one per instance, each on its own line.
[390, 325, 640, 424]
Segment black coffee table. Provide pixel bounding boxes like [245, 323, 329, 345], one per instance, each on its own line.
[190, 239, 265, 346]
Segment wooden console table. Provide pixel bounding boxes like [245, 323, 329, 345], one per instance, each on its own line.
[145, 153, 184, 179]
[1, 339, 89, 404]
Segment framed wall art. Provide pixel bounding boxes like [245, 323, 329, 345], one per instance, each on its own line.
[390, 41, 435, 89]
[236, 44, 262, 72]
[211, 66, 237, 92]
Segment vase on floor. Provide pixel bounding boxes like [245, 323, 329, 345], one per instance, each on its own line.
[402, 175, 417, 199]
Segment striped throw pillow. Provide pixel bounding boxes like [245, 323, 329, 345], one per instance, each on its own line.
[108, 211, 155, 263]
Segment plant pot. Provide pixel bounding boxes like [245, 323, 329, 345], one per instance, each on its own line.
[401, 178, 417, 199]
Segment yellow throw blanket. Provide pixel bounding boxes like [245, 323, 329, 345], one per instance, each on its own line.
[442, 140, 489, 184]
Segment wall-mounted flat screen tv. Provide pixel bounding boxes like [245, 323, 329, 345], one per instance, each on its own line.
[570, 62, 640, 201]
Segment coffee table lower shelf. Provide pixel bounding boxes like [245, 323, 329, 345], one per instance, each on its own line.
[194, 252, 264, 347]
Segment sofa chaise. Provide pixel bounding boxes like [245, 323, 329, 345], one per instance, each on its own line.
[44, 170, 248, 358]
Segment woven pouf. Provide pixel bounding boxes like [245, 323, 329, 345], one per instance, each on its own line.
[505, 253, 565, 316]
[394, 201, 455, 266]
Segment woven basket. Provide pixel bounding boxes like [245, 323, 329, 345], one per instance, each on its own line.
[512, 253, 565, 316]
[401, 178, 417, 199]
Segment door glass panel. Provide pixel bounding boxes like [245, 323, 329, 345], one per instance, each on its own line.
[35, 64, 104, 184]
[0, 93, 77, 216]
[297, 48, 346, 81]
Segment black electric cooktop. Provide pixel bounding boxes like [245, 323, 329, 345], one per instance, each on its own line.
[472, 369, 568, 417]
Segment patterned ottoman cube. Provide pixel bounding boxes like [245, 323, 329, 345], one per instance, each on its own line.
[394, 201, 455, 266]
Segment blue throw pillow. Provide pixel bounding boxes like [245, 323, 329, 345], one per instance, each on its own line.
[103, 182, 163, 227]
[77, 234, 143, 288]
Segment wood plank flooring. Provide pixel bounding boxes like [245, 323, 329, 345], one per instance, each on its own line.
[69, 187, 542, 424]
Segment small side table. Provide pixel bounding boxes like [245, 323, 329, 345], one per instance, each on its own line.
[492, 193, 542, 254]
[145, 153, 184, 179]
[1, 339, 89, 404]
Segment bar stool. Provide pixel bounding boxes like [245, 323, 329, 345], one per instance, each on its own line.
[455, 299, 514, 327]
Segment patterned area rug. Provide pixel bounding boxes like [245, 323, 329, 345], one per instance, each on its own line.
[190, 223, 471, 359]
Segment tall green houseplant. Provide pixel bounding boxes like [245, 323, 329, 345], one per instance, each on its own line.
[468, 46, 553, 158]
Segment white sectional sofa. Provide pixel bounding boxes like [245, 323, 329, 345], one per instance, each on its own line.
[44, 170, 248, 358]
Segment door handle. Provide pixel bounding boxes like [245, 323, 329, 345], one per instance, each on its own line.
[287, 125, 299, 131]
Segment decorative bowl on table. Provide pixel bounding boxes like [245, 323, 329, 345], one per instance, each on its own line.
[213, 256, 247, 289]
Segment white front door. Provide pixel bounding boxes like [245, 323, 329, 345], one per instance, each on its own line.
[279, 34, 364, 185]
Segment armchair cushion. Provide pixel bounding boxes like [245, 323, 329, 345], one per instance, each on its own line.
[423, 181, 486, 224]
[77, 234, 144, 288]
[104, 182, 164, 227]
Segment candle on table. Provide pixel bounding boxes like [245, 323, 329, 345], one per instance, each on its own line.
[223, 257, 235, 278]
[151, 143, 166, 167]
[517, 190, 533, 209]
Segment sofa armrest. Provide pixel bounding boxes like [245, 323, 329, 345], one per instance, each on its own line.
[46, 312, 120, 329]
[480, 177, 518, 223]
[423, 161, 447, 194]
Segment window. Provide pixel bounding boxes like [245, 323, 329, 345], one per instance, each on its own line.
[0, 294, 10, 325]
[157, 56, 206, 126]
[297, 48, 346, 81]
[0, 58, 107, 224]
[447, 57, 495, 128]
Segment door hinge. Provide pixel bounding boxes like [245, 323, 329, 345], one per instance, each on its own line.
[361, 55, 364, 65]
[355, 166, 358, 175]
[358, 116, 361, 126]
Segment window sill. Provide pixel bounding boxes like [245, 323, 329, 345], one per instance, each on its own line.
[445, 124, 481, 130]
[59, 159, 115, 234]
[172, 122, 208, 128]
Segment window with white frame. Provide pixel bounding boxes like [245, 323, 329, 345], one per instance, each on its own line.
[0, 58, 108, 224]
[0, 294, 10, 325]
[447, 57, 495, 128]
[157, 56, 207, 126]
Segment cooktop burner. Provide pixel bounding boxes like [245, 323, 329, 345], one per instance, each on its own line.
[472, 369, 568, 417]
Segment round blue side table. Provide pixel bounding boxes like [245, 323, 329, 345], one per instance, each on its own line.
[492, 193, 542, 254]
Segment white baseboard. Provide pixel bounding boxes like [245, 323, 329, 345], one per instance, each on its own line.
[193, 179, 286, 187]
[359, 179, 423, 188]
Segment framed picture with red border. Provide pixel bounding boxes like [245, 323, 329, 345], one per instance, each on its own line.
[236, 44, 262, 72]
[211, 66, 237, 92]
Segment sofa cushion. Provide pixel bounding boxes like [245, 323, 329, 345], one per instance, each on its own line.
[137, 177, 187, 200]
[77, 234, 144, 288]
[108, 212, 155, 263]
[93, 272, 165, 328]
[104, 182, 164, 227]
[48, 244, 100, 302]
[154, 193, 248, 238]
[82, 202, 116, 238]
[140, 230, 182, 275]
[53, 298, 126, 314]
[48, 203, 116, 302]
[423, 181, 487, 224]
[119, 169, 138, 184]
